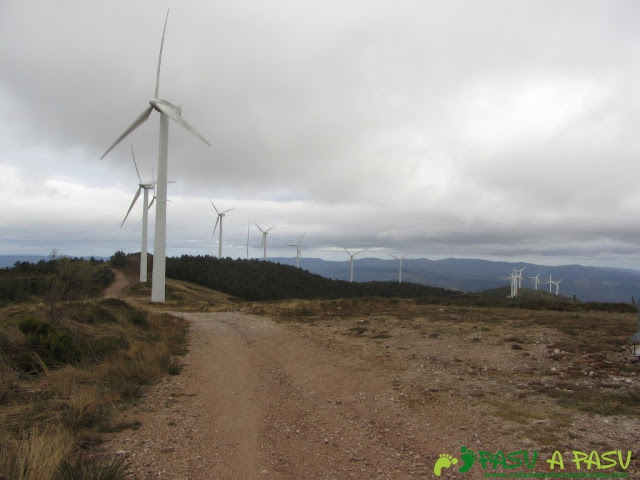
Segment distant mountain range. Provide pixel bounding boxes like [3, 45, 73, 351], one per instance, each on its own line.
[270, 257, 640, 303]
[3, 254, 640, 304]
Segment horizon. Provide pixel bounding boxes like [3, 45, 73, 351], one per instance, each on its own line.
[2, 251, 638, 272]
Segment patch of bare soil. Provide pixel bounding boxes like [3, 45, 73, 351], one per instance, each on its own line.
[100, 301, 640, 479]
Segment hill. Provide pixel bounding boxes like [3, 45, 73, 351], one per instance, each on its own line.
[165, 255, 455, 302]
[270, 257, 640, 303]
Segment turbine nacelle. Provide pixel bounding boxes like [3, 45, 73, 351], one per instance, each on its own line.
[150, 98, 182, 116]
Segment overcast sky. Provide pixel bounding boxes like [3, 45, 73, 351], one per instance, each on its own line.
[2, 0, 640, 267]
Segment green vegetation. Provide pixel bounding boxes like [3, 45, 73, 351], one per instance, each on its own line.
[0, 256, 113, 307]
[0, 256, 187, 480]
[166, 255, 455, 301]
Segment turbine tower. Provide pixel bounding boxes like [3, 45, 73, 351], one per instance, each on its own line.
[285, 233, 305, 268]
[101, 11, 211, 303]
[246, 223, 250, 260]
[254, 223, 276, 260]
[344, 248, 364, 283]
[389, 253, 408, 283]
[210, 199, 235, 258]
[514, 266, 526, 288]
[121, 146, 155, 283]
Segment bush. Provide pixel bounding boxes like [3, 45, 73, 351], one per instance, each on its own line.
[18, 316, 80, 367]
[109, 251, 127, 268]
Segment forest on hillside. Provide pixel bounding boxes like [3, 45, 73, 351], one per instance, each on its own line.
[165, 255, 456, 301]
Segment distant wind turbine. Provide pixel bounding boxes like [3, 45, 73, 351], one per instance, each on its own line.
[514, 266, 526, 288]
[285, 233, 305, 268]
[121, 146, 154, 283]
[504, 269, 519, 297]
[210, 199, 235, 258]
[255, 223, 276, 260]
[389, 253, 408, 283]
[101, 10, 211, 303]
[551, 279, 562, 296]
[543, 274, 555, 293]
[344, 248, 364, 283]
[529, 273, 541, 290]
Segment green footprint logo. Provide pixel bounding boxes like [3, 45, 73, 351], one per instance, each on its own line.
[459, 446, 476, 473]
[433, 453, 458, 476]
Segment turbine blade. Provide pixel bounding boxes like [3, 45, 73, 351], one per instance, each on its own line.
[155, 10, 169, 98]
[155, 102, 211, 146]
[221, 208, 235, 214]
[148, 196, 155, 210]
[254, 222, 264, 233]
[101, 106, 153, 159]
[266, 225, 277, 233]
[209, 198, 219, 214]
[298, 232, 305, 245]
[121, 186, 142, 227]
[130, 146, 142, 183]
[213, 216, 219, 237]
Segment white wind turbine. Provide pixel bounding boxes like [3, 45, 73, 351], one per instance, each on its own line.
[551, 279, 562, 296]
[255, 223, 277, 260]
[529, 273, 541, 290]
[210, 199, 235, 259]
[389, 253, 408, 284]
[121, 146, 154, 283]
[514, 266, 526, 288]
[101, 11, 211, 303]
[344, 248, 364, 283]
[285, 233, 305, 268]
[504, 269, 519, 297]
[543, 274, 554, 293]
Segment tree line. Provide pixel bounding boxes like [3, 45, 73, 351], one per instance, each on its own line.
[165, 255, 455, 301]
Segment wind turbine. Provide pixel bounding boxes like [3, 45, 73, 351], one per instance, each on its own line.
[101, 10, 211, 303]
[285, 233, 305, 268]
[514, 266, 526, 288]
[344, 248, 364, 283]
[389, 253, 408, 283]
[254, 223, 276, 260]
[121, 146, 154, 283]
[504, 269, 519, 297]
[543, 274, 554, 293]
[551, 279, 562, 296]
[529, 273, 541, 290]
[210, 199, 235, 258]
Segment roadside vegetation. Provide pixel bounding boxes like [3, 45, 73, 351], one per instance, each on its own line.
[0, 253, 188, 480]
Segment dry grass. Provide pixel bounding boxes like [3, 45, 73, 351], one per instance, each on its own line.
[0, 425, 74, 480]
[0, 293, 189, 480]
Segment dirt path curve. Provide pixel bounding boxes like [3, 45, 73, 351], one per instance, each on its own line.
[103, 269, 129, 298]
[105, 311, 478, 480]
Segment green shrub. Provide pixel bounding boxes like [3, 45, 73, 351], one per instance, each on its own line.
[18, 316, 80, 367]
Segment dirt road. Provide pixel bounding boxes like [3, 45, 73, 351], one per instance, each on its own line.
[106, 310, 480, 479]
